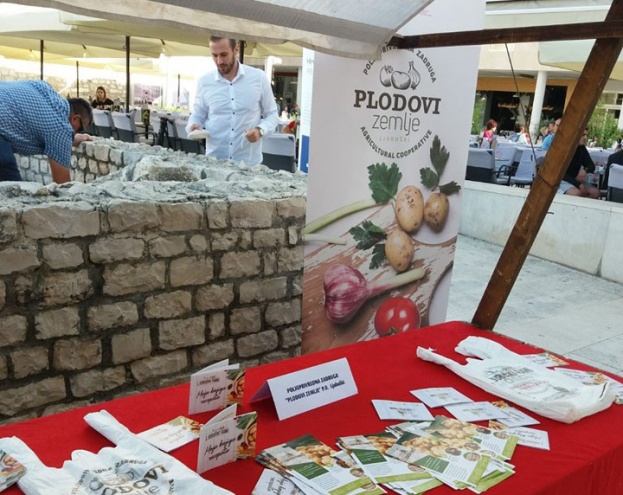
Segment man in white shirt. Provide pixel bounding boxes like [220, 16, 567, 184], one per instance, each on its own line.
[186, 37, 279, 166]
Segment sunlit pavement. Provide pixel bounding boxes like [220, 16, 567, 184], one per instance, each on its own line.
[447, 235, 623, 377]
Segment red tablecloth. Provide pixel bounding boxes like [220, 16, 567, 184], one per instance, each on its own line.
[2, 321, 622, 494]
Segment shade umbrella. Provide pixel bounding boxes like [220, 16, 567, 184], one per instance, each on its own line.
[10, 0, 435, 59]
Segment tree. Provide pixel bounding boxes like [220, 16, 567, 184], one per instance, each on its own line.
[587, 97, 621, 148]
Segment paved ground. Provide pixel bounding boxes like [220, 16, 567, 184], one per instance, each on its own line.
[446, 235, 623, 378]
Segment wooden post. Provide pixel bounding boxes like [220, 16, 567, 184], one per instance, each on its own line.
[472, 0, 623, 330]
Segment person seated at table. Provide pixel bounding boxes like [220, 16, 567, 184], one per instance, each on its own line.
[481, 119, 497, 143]
[541, 118, 560, 150]
[91, 86, 114, 110]
[509, 122, 530, 144]
[603, 146, 623, 191]
[557, 128, 600, 199]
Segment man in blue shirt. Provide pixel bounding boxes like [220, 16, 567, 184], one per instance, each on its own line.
[0, 80, 93, 184]
[541, 118, 560, 151]
[186, 37, 279, 167]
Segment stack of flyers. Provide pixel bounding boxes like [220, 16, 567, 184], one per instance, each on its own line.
[385, 418, 516, 492]
[553, 367, 623, 405]
[0, 450, 26, 492]
[138, 416, 203, 452]
[252, 468, 306, 495]
[256, 434, 385, 495]
[337, 432, 442, 494]
[488, 421, 550, 451]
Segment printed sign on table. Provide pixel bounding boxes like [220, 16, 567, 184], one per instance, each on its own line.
[301, 0, 486, 354]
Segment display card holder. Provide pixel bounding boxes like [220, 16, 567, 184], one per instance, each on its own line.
[250, 357, 358, 420]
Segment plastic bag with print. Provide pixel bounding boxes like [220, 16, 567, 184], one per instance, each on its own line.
[417, 336, 616, 424]
[0, 410, 233, 495]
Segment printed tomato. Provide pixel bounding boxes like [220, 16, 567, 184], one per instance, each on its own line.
[374, 297, 420, 336]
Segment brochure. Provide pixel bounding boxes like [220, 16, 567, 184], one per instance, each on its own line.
[371, 400, 434, 421]
[256, 434, 384, 495]
[189, 359, 245, 414]
[489, 421, 550, 450]
[252, 468, 307, 495]
[137, 416, 202, 452]
[197, 405, 257, 474]
[522, 352, 569, 368]
[490, 401, 540, 427]
[0, 450, 26, 492]
[409, 387, 473, 408]
[444, 401, 509, 422]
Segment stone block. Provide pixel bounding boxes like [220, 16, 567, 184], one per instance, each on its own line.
[170, 256, 213, 287]
[207, 200, 229, 229]
[0, 280, 4, 311]
[89, 237, 145, 263]
[11, 346, 49, 379]
[42, 243, 84, 269]
[111, 328, 152, 364]
[107, 201, 160, 232]
[211, 232, 238, 251]
[70, 366, 127, 398]
[239, 277, 287, 304]
[0, 209, 17, 243]
[22, 202, 100, 239]
[195, 284, 234, 311]
[230, 307, 262, 335]
[220, 251, 261, 279]
[159, 316, 205, 350]
[149, 235, 187, 258]
[189, 235, 208, 253]
[0, 355, 6, 380]
[281, 325, 302, 348]
[103, 261, 166, 296]
[237, 330, 279, 358]
[277, 246, 304, 273]
[88, 301, 139, 332]
[253, 228, 286, 248]
[53, 339, 102, 371]
[35, 306, 80, 339]
[208, 312, 226, 339]
[230, 200, 275, 228]
[161, 203, 204, 232]
[265, 299, 302, 327]
[276, 197, 307, 219]
[93, 143, 110, 162]
[144, 290, 192, 319]
[42, 269, 93, 306]
[0, 315, 27, 347]
[192, 340, 235, 368]
[130, 350, 187, 383]
[0, 244, 40, 275]
[0, 377, 66, 416]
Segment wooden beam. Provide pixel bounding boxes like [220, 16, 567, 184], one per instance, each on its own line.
[390, 20, 623, 49]
[471, 0, 623, 330]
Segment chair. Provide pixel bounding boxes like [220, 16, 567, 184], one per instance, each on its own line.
[165, 117, 179, 150]
[607, 163, 623, 203]
[111, 111, 140, 143]
[465, 148, 495, 183]
[510, 148, 538, 187]
[175, 119, 204, 154]
[261, 133, 296, 172]
[92, 109, 116, 139]
[495, 146, 525, 185]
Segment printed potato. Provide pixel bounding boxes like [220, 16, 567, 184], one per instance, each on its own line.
[385, 229, 414, 272]
[395, 185, 424, 233]
[424, 192, 449, 232]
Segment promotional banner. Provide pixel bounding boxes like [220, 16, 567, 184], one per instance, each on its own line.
[302, 0, 485, 354]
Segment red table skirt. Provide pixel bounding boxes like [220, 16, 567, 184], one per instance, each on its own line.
[1, 321, 622, 494]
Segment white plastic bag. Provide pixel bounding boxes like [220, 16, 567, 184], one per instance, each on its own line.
[417, 336, 615, 423]
[0, 410, 233, 495]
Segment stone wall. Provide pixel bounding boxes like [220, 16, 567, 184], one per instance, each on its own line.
[0, 141, 307, 424]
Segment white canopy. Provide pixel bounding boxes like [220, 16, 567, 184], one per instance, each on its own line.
[7, 0, 435, 59]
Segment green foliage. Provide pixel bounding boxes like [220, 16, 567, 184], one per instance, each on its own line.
[367, 163, 402, 204]
[471, 95, 486, 134]
[349, 220, 387, 250]
[588, 97, 621, 148]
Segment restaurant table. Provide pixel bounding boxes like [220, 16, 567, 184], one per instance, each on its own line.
[2, 320, 623, 494]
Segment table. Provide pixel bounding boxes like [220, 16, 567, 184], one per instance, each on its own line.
[2, 321, 623, 494]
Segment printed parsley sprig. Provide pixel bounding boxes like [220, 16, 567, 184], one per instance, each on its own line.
[420, 135, 461, 194]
